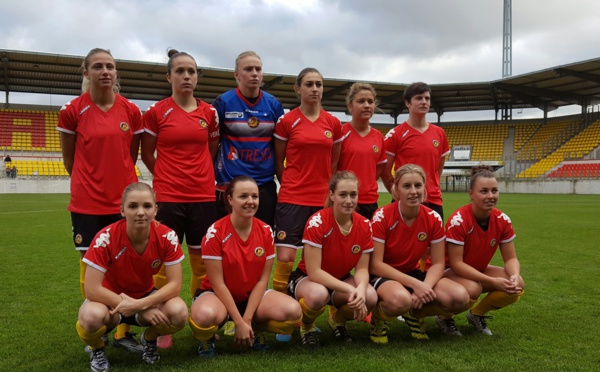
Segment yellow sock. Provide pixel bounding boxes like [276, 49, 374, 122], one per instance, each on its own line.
[411, 302, 453, 319]
[372, 302, 397, 322]
[299, 298, 326, 325]
[153, 265, 167, 289]
[471, 290, 523, 316]
[256, 318, 301, 335]
[469, 298, 478, 309]
[189, 254, 206, 297]
[79, 259, 87, 299]
[144, 322, 186, 341]
[331, 305, 354, 324]
[188, 317, 218, 341]
[76, 322, 107, 350]
[115, 323, 131, 339]
[418, 259, 427, 272]
[272, 260, 294, 293]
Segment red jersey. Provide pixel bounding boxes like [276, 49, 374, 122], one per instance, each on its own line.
[83, 220, 183, 299]
[371, 202, 445, 273]
[298, 208, 373, 280]
[339, 123, 386, 204]
[201, 217, 275, 302]
[143, 97, 219, 202]
[57, 93, 143, 214]
[384, 122, 449, 206]
[446, 204, 516, 272]
[274, 108, 342, 206]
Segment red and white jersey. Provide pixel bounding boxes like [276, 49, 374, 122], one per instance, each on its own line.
[339, 123, 386, 204]
[299, 208, 373, 280]
[201, 216, 275, 303]
[83, 219, 183, 299]
[57, 93, 143, 214]
[274, 108, 342, 206]
[143, 97, 219, 202]
[371, 202, 445, 273]
[446, 204, 516, 272]
[384, 122, 449, 206]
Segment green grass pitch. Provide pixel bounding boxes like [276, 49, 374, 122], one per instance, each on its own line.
[0, 192, 599, 371]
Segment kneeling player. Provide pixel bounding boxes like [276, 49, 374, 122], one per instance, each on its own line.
[76, 182, 188, 371]
[189, 176, 302, 357]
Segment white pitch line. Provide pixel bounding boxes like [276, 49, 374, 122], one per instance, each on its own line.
[0, 209, 64, 215]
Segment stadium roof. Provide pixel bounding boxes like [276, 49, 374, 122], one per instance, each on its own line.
[2, 49, 600, 118]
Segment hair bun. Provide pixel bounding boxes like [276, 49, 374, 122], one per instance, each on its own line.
[167, 49, 179, 58]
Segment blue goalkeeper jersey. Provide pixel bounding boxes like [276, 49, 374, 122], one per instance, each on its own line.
[213, 88, 284, 186]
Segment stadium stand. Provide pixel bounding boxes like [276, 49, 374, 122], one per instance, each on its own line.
[547, 161, 600, 178]
[518, 119, 600, 178]
[443, 123, 508, 161]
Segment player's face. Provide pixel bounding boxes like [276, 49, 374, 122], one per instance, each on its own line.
[235, 56, 263, 94]
[405, 91, 431, 116]
[167, 56, 198, 95]
[330, 179, 358, 215]
[84, 52, 117, 91]
[121, 190, 157, 228]
[348, 90, 375, 122]
[394, 172, 424, 207]
[228, 181, 259, 218]
[296, 72, 323, 105]
[469, 176, 499, 213]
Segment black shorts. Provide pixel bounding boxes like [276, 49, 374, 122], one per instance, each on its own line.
[274, 203, 321, 249]
[156, 202, 217, 250]
[423, 202, 444, 221]
[216, 180, 277, 228]
[71, 212, 122, 251]
[356, 203, 378, 220]
[287, 268, 351, 305]
[370, 269, 427, 294]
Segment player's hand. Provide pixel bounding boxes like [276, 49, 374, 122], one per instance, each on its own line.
[139, 308, 170, 326]
[353, 304, 368, 321]
[410, 293, 426, 311]
[110, 293, 140, 317]
[410, 281, 436, 305]
[233, 320, 254, 350]
[346, 287, 366, 310]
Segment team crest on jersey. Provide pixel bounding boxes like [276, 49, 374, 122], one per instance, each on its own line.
[119, 122, 130, 132]
[351, 245, 361, 254]
[199, 119, 208, 128]
[432, 139, 440, 148]
[255, 247, 265, 257]
[417, 232, 427, 241]
[75, 234, 83, 245]
[490, 239, 497, 247]
[324, 130, 333, 139]
[151, 259, 162, 269]
[372, 145, 380, 153]
[277, 231, 287, 241]
[248, 117, 260, 128]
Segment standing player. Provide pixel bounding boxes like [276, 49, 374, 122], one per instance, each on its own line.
[58, 48, 144, 352]
[141, 49, 219, 296]
[189, 176, 302, 356]
[443, 165, 524, 335]
[272, 67, 342, 303]
[213, 51, 284, 228]
[76, 182, 188, 371]
[382, 82, 449, 220]
[338, 83, 386, 219]
[369, 164, 469, 343]
[288, 171, 377, 348]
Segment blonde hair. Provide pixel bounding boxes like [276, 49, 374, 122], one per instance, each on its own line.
[346, 82, 378, 106]
[325, 171, 358, 208]
[121, 182, 156, 206]
[81, 48, 120, 94]
[235, 51, 261, 71]
[391, 164, 426, 202]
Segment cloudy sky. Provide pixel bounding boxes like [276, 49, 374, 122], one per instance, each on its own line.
[1, 0, 599, 120]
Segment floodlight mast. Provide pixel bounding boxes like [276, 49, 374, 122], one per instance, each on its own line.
[502, 0, 512, 120]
